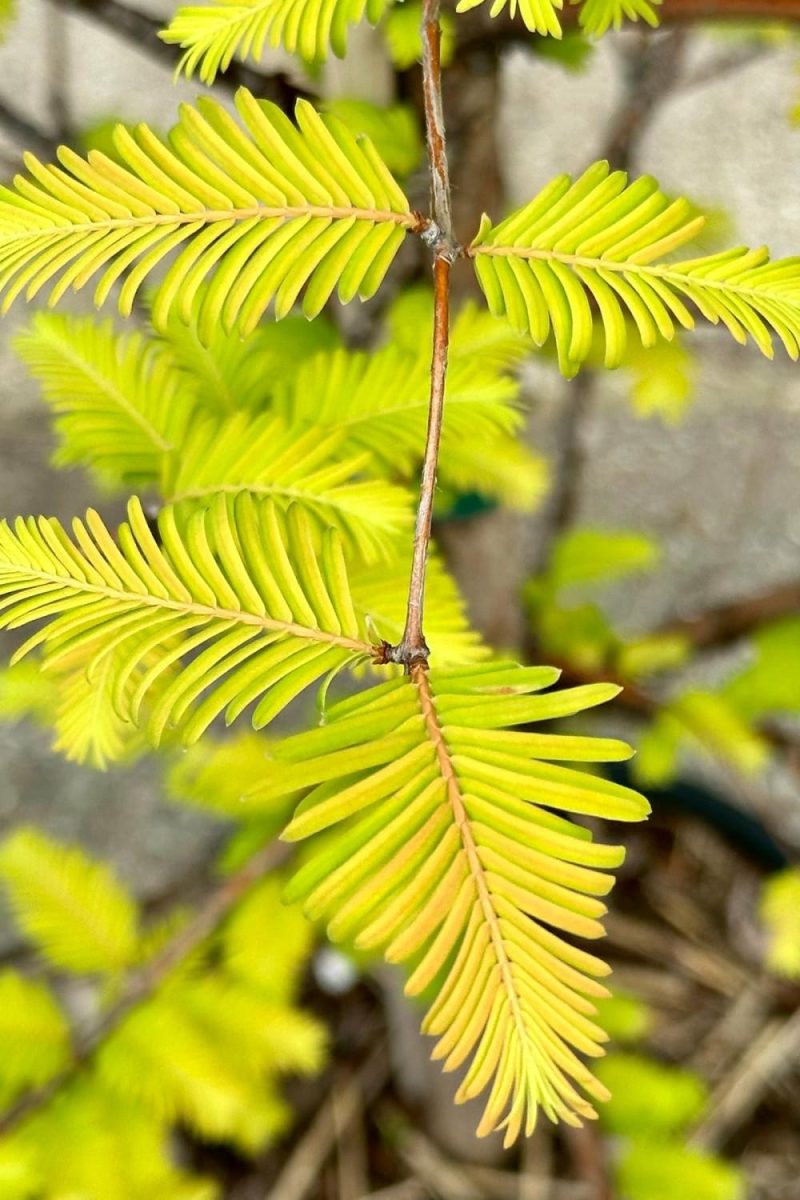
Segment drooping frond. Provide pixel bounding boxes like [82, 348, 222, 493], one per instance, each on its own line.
[576, 0, 660, 36]
[14, 313, 194, 488]
[252, 662, 650, 1143]
[161, 0, 386, 78]
[0, 92, 414, 339]
[470, 162, 800, 376]
[0, 494, 372, 745]
[455, 0, 563, 38]
[163, 410, 414, 562]
[274, 344, 546, 509]
[0, 828, 140, 973]
[351, 554, 488, 666]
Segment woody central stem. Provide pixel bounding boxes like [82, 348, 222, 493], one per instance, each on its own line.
[391, 0, 457, 671]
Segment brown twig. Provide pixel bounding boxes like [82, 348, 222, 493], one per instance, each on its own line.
[0, 839, 288, 1136]
[391, 0, 457, 671]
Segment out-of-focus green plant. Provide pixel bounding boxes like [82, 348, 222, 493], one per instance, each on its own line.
[0, 829, 323, 1198]
[759, 866, 800, 979]
[595, 997, 745, 1200]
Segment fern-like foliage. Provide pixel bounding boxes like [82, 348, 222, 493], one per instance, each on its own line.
[241, 662, 650, 1142]
[14, 313, 194, 488]
[0, 494, 373, 745]
[16, 312, 411, 563]
[576, 0, 661, 36]
[0, 971, 70, 1104]
[161, 0, 386, 77]
[0, 92, 414, 339]
[455, 0, 564, 38]
[0, 828, 140, 973]
[164, 411, 413, 561]
[274, 343, 546, 509]
[470, 162, 800, 377]
[454, 0, 660, 36]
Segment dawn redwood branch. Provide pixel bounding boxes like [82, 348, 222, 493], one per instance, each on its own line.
[0, 839, 288, 1136]
[390, 0, 456, 671]
[48, 0, 309, 109]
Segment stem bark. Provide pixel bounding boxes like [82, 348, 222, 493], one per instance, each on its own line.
[391, 0, 456, 671]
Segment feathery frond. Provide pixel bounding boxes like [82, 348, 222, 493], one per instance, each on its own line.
[253, 662, 650, 1143]
[154, 299, 340, 414]
[576, 0, 661, 36]
[0, 494, 372, 745]
[0, 92, 414, 339]
[470, 162, 800, 376]
[14, 313, 194, 488]
[0, 828, 140, 973]
[274, 343, 545, 509]
[48, 644, 154, 768]
[161, 0, 387, 78]
[10, 1085, 219, 1200]
[0, 971, 71, 1100]
[164, 410, 414, 562]
[455, 0, 563, 38]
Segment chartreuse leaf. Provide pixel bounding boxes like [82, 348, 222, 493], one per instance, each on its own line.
[0, 92, 414, 339]
[0, 971, 71, 1102]
[383, 0, 455, 69]
[322, 100, 423, 179]
[161, 0, 387, 75]
[0, 828, 139, 973]
[455, 0, 564, 37]
[577, 0, 661, 37]
[549, 527, 659, 591]
[14, 313, 194, 489]
[0, 494, 373, 746]
[222, 877, 314, 1000]
[256, 662, 650, 1145]
[167, 731, 292, 822]
[470, 162, 800, 376]
[615, 1140, 745, 1200]
[0, 647, 155, 768]
[722, 616, 800, 721]
[163, 410, 414, 563]
[274, 340, 546, 509]
[153, 296, 341, 415]
[454, 0, 660, 37]
[595, 1054, 707, 1138]
[13, 1083, 219, 1200]
[759, 867, 800, 979]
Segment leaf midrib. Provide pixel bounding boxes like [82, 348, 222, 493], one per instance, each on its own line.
[412, 667, 529, 1055]
[40, 326, 173, 454]
[2, 203, 416, 242]
[4, 560, 370, 654]
[470, 244, 800, 304]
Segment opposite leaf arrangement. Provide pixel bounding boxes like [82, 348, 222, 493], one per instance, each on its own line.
[0, 0, 798, 1153]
